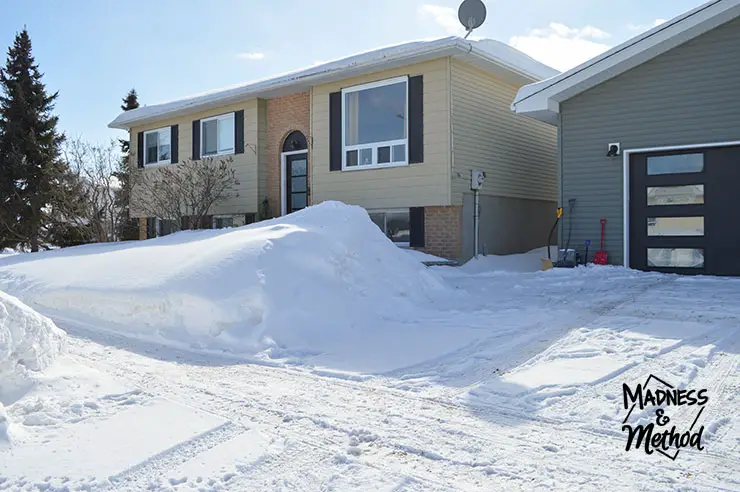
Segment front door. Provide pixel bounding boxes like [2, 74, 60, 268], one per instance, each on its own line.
[629, 145, 740, 276]
[286, 153, 308, 213]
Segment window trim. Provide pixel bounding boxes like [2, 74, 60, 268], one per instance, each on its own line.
[143, 127, 172, 166]
[200, 113, 236, 158]
[341, 76, 409, 171]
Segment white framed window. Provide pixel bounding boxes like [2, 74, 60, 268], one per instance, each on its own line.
[342, 76, 408, 171]
[143, 127, 171, 166]
[369, 209, 410, 246]
[201, 113, 235, 157]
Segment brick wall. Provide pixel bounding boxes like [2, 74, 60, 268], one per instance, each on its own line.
[266, 92, 311, 218]
[138, 217, 147, 240]
[421, 205, 462, 260]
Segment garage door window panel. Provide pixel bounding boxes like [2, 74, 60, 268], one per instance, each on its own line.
[647, 153, 704, 175]
[647, 217, 705, 237]
[647, 248, 705, 268]
[647, 185, 704, 206]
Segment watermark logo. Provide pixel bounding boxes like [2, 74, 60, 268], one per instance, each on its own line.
[622, 374, 708, 460]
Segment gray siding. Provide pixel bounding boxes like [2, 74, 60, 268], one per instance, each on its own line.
[561, 16, 740, 265]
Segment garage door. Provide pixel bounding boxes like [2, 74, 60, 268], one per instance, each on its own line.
[629, 145, 740, 276]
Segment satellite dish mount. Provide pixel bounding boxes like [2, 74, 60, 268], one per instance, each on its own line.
[458, 0, 487, 39]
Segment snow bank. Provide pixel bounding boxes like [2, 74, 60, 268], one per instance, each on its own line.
[0, 291, 65, 443]
[0, 203, 451, 371]
[0, 248, 18, 258]
[459, 246, 559, 274]
[0, 291, 65, 382]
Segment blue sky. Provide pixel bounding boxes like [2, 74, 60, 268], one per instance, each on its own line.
[0, 0, 705, 144]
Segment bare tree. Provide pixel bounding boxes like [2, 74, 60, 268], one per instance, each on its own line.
[45, 138, 123, 244]
[133, 157, 240, 233]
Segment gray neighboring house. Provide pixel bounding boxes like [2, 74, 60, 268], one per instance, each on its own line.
[512, 0, 740, 276]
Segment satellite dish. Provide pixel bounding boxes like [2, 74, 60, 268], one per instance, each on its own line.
[458, 0, 487, 38]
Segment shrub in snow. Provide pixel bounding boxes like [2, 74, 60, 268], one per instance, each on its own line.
[0, 290, 66, 391]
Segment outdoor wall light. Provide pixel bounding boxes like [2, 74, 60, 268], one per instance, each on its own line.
[607, 143, 621, 157]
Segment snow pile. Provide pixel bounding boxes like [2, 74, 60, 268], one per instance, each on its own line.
[0, 203, 451, 370]
[0, 248, 18, 258]
[0, 291, 65, 382]
[460, 246, 559, 274]
[0, 291, 65, 443]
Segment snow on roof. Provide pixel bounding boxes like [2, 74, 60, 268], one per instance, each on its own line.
[109, 37, 558, 130]
[512, 0, 740, 124]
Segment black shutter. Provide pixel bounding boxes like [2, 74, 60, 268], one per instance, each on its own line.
[170, 125, 179, 164]
[146, 217, 156, 238]
[234, 110, 245, 154]
[408, 75, 424, 164]
[192, 120, 201, 160]
[137, 131, 144, 168]
[329, 91, 342, 171]
[245, 213, 256, 225]
[409, 207, 425, 247]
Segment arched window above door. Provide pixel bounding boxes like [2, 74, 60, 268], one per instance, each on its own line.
[283, 131, 307, 152]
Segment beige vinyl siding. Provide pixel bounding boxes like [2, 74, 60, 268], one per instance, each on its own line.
[450, 59, 557, 205]
[129, 100, 261, 218]
[310, 58, 452, 209]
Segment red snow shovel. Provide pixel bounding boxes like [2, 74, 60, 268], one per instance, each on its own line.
[594, 218, 608, 265]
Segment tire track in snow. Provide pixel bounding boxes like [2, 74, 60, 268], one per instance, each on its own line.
[68, 335, 730, 491]
[103, 421, 245, 491]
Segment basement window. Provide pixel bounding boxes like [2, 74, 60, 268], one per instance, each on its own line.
[369, 209, 410, 246]
[213, 216, 234, 229]
[156, 218, 178, 236]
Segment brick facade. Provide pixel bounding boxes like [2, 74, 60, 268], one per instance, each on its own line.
[266, 92, 311, 218]
[138, 217, 147, 240]
[421, 205, 462, 260]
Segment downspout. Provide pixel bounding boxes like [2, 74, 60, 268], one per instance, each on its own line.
[309, 86, 314, 206]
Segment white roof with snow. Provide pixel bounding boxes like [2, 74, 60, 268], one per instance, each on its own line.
[512, 0, 740, 125]
[109, 37, 558, 130]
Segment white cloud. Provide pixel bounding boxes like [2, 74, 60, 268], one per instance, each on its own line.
[509, 23, 612, 72]
[419, 4, 464, 36]
[237, 52, 266, 61]
[627, 18, 667, 31]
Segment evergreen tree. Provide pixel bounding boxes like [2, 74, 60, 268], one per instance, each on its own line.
[114, 88, 140, 240]
[0, 29, 64, 251]
[118, 88, 139, 154]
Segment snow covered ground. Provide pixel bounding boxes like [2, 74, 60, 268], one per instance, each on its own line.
[0, 204, 738, 491]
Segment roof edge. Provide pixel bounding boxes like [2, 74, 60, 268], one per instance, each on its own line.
[109, 37, 556, 130]
[511, 0, 740, 122]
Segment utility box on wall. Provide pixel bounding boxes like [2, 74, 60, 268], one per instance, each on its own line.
[471, 169, 485, 190]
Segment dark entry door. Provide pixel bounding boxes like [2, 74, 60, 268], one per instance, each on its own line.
[629, 145, 740, 276]
[286, 153, 308, 213]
